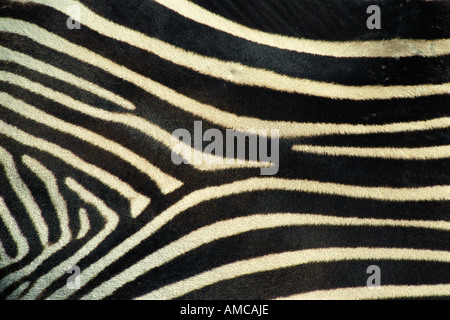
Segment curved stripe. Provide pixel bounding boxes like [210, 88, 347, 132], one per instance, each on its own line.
[276, 284, 450, 300]
[0, 120, 150, 219]
[82, 213, 450, 300]
[292, 145, 450, 160]
[22, 155, 71, 243]
[0, 46, 135, 110]
[0, 157, 72, 294]
[155, 0, 450, 58]
[76, 208, 90, 240]
[0, 70, 267, 169]
[48, 176, 450, 300]
[1, 19, 449, 138]
[3, 17, 450, 102]
[6, 282, 30, 300]
[23, 177, 119, 300]
[20, 2, 450, 100]
[0, 146, 48, 246]
[135, 248, 450, 300]
[0, 91, 183, 195]
[0, 197, 29, 268]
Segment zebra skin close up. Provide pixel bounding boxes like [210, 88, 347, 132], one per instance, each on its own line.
[0, 0, 449, 300]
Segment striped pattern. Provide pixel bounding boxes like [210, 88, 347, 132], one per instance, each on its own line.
[0, 0, 449, 300]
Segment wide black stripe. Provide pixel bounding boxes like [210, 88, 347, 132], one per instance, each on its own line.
[73, 0, 450, 85]
[187, 0, 450, 40]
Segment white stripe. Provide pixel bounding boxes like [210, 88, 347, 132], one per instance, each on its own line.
[19, 3, 450, 99]
[0, 45, 135, 110]
[155, 0, 450, 58]
[48, 176, 450, 299]
[0, 157, 72, 294]
[0, 146, 48, 246]
[22, 155, 71, 243]
[276, 284, 450, 300]
[82, 213, 450, 300]
[0, 91, 183, 195]
[136, 248, 450, 300]
[0, 70, 266, 169]
[0, 241, 10, 266]
[0, 120, 150, 219]
[24, 177, 119, 300]
[1, 19, 449, 138]
[292, 145, 450, 159]
[76, 208, 90, 240]
[0, 197, 29, 268]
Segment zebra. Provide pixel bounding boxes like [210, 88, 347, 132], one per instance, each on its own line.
[0, 0, 449, 300]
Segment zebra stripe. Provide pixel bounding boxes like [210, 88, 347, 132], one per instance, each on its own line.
[0, 0, 448, 300]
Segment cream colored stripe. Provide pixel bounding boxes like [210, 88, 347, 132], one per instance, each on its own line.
[137, 248, 450, 300]
[293, 145, 450, 160]
[22, 155, 71, 243]
[0, 197, 29, 268]
[0, 120, 150, 219]
[76, 208, 90, 240]
[0, 91, 183, 195]
[155, 0, 450, 58]
[276, 284, 450, 300]
[0, 46, 135, 110]
[6, 282, 30, 300]
[82, 213, 450, 300]
[0, 157, 72, 293]
[0, 69, 265, 169]
[0, 241, 10, 266]
[0, 146, 48, 246]
[24, 177, 119, 300]
[20, 3, 450, 99]
[49, 176, 449, 300]
[1, 19, 449, 138]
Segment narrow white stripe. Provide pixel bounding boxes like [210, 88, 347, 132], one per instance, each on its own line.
[24, 177, 119, 300]
[0, 146, 48, 246]
[155, 0, 450, 58]
[0, 241, 11, 267]
[19, 3, 450, 99]
[0, 46, 135, 110]
[292, 145, 450, 160]
[0, 71, 266, 169]
[76, 208, 90, 240]
[135, 248, 450, 300]
[1, 19, 449, 138]
[49, 177, 450, 299]
[0, 91, 183, 195]
[276, 284, 450, 300]
[6, 282, 30, 300]
[0, 120, 150, 219]
[82, 213, 450, 300]
[0, 157, 71, 294]
[0, 197, 29, 268]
